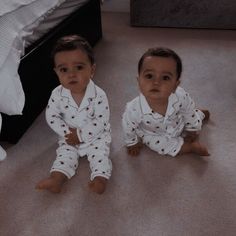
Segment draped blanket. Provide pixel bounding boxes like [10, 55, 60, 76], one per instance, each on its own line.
[0, 0, 65, 115]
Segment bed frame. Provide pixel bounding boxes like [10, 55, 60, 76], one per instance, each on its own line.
[0, 0, 102, 144]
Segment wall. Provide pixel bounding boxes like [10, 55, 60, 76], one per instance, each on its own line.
[101, 0, 130, 12]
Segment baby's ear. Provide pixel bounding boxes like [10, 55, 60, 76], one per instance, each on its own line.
[91, 64, 96, 77]
[173, 79, 180, 92]
[175, 79, 180, 87]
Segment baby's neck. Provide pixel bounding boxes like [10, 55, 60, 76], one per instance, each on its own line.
[71, 91, 85, 107]
[147, 98, 168, 116]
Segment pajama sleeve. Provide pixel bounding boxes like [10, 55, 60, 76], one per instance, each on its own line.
[46, 93, 70, 137]
[179, 90, 204, 131]
[76, 92, 110, 143]
[122, 102, 140, 146]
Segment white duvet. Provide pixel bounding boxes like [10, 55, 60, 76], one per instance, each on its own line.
[0, 0, 65, 115]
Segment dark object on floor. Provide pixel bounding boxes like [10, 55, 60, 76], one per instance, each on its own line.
[130, 0, 236, 29]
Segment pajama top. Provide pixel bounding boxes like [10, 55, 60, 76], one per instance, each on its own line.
[122, 86, 204, 152]
[46, 80, 111, 147]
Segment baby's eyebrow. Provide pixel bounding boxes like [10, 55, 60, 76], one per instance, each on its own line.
[55, 64, 66, 69]
[73, 62, 86, 65]
[143, 69, 153, 73]
[55, 62, 86, 68]
[162, 71, 174, 76]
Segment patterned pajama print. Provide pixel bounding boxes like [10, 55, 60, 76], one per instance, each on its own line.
[122, 87, 205, 157]
[46, 80, 112, 180]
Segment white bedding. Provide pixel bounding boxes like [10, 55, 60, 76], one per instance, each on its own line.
[0, 0, 38, 16]
[0, 0, 88, 117]
[25, 0, 89, 47]
[0, 0, 68, 115]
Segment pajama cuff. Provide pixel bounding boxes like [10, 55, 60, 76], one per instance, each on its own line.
[125, 136, 139, 147]
[50, 168, 72, 179]
[90, 172, 111, 181]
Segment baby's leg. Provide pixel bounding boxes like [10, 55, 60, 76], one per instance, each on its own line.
[36, 142, 79, 193]
[36, 171, 67, 193]
[178, 140, 209, 156]
[87, 139, 112, 194]
[88, 155, 112, 194]
[143, 135, 184, 157]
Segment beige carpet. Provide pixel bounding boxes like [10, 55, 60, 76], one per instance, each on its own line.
[1, 12, 236, 236]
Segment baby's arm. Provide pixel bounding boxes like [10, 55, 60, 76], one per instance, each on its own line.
[179, 89, 204, 132]
[122, 103, 141, 155]
[46, 94, 70, 138]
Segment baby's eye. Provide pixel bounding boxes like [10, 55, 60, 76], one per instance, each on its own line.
[59, 67, 68, 73]
[76, 65, 83, 71]
[162, 75, 171, 81]
[144, 73, 153, 80]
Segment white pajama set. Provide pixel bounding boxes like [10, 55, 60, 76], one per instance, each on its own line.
[46, 80, 112, 180]
[122, 86, 205, 157]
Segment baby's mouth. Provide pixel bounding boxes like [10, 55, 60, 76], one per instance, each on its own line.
[150, 88, 160, 92]
[68, 81, 78, 85]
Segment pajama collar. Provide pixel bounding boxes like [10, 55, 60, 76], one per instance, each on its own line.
[60, 80, 97, 111]
[139, 87, 181, 121]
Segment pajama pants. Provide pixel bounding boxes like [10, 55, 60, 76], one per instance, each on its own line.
[141, 134, 184, 157]
[50, 135, 112, 180]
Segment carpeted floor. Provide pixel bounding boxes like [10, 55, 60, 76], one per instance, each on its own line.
[1, 12, 236, 236]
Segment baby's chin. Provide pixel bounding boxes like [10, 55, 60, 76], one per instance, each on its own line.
[146, 92, 169, 101]
[148, 89, 161, 97]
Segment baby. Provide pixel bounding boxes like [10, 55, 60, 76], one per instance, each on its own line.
[122, 47, 210, 157]
[36, 35, 112, 194]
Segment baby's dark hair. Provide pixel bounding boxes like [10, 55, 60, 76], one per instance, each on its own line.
[138, 47, 182, 80]
[51, 35, 95, 65]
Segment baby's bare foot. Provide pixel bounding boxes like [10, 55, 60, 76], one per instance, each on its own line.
[36, 172, 67, 193]
[36, 178, 63, 193]
[89, 176, 107, 194]
[200, 109, 210, 121]
[192, 141, 210, 156]
[127, 142, 143, 156]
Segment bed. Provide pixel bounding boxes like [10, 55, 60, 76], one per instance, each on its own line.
[0, 0, 102, 144]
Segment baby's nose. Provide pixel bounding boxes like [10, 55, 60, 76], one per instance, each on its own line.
[68, 69, 77, 77]
[153, 77, 161, 84]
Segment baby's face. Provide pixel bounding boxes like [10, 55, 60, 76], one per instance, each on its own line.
[138, 56, 180, 102]
[54, 49, 95, 94]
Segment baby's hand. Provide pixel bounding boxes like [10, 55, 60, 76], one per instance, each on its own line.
[65, 128, 80, 146]
[127, 142, 143, 156]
